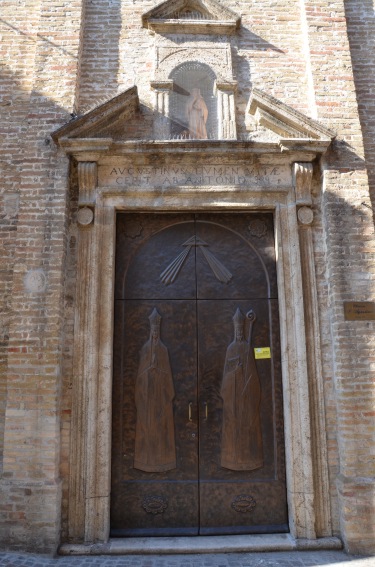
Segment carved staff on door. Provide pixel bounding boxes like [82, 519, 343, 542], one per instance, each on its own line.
[134, 309, 176, 472]
[220, 308, 263, 471]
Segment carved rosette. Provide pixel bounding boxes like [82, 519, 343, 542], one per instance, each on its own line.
[231, 494, 256, 513]
[142, 496, 168, 515]
[297, 206, 314, 226]
[77, 206, 94, 227]
[248, 219, 267, 238]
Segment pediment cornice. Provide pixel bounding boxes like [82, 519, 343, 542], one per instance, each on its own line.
[248, 88, 335, 142]
[51, 87, 139, 143]
[142, 0, 241, 34]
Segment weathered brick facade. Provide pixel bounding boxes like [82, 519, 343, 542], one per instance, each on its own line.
[0, 0, 374, 556]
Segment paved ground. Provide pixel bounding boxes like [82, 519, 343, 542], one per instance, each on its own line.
[0, 551, 374, 567]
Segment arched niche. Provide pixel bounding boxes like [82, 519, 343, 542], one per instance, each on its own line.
[169, 62, 217, 139]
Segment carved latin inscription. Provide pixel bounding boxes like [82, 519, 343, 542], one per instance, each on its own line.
[221, 308, 263, 471]
[99, 163, 289, 188]
[134, 309, 176, 473]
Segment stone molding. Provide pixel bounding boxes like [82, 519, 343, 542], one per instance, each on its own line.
[154, 45, 234, 84]
[248, 88, 335, 141]
[142, 0, 241, 34]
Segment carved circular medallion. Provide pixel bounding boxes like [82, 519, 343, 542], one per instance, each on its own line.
[77, 207, 94, 226]
[24, 269, 47, 293]
[297, 206, 314, 226]
[248, 219, 267, 238]
[142, 495, 168, 515]
[231, 494, 257, 513]
[124, 220, 143, 239]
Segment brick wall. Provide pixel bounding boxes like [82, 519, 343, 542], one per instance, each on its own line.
[0, 0, 84, 552]
[1, 0, 375, 555]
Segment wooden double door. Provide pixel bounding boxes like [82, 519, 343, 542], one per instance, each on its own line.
[111, 213, 287, 536]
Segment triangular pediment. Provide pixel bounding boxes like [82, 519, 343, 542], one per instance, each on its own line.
[248, 88, 335, 144]
[142, 0, 241, 34]
[51, 87, 140, 142]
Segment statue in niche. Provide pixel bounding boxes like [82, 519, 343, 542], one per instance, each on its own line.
[134, 309, 176, 472]
[220, 308, 263, 471]
[185, 88, 208, 139]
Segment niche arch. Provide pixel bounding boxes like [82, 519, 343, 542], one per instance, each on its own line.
[169, 61, 217, 139]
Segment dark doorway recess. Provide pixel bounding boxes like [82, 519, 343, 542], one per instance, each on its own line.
[111, 213, 288, 536]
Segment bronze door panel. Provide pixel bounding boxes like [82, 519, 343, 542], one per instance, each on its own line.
[195, 213, 278, 300]
[111, 213, 287, 536]
[116, 213, 196, 300]
[111, 299, 199, 536]
[197, 299, 287, 533]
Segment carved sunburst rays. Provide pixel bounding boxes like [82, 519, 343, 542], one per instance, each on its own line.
[160, 235, 232, 285]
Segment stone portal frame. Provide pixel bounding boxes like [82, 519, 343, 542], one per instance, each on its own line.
[62, 140, 332, 546]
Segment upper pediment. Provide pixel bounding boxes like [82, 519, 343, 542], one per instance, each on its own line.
[142, 0, 241, 35]
[52, 85, 334, 159]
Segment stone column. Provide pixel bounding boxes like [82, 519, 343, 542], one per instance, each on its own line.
[215, 81, 237, 140]
[151, 80, 174, 140]
[293, 162, 332, 537]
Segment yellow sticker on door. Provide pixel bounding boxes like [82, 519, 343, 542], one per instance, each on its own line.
[254, 347, 271, 359]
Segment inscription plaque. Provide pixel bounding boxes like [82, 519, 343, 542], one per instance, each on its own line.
[344, 301, 375, 321]
[99, 163, 290, 189]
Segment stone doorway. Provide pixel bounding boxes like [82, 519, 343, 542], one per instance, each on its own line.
[111, 213, 288, 536]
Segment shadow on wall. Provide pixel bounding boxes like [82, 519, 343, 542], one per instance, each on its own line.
[344, 0, 375, 219]
[0, 51, 78, 550]
[77, 0, 123, 112]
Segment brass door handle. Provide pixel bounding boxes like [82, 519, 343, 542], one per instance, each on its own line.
[188, 402, 193, 422]
[204, 401, 208, 420]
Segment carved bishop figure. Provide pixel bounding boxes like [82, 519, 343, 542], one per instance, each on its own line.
[134, 309, 176, 472]
[220, 308, 263, 471]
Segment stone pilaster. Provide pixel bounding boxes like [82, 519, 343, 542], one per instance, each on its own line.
[293, 162, 332, 538]
[151, 81, 174, 140]
[68, 161, 99, 541]
[215, 81, 237, 140]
